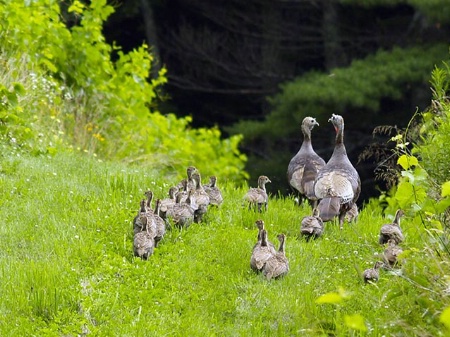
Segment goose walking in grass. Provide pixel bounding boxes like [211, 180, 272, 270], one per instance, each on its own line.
[379, 209, 404, 245]
[133, 225, 155, 260]
[363, 261, 384, 283]
[253, 219, 276, 250]
[159, 186, 178, 215]
[180, 165, 197, 192]
[250, 226, 276, 273]
[383, 239, 403, 268]
[314, 114, 361, 229]
[300, 207, 324, 240]
[153, 198, 167, 246]
[133, 199, 148, 235]
[144, 190, 154, 212]
[191, 171, 210, 223]
[262, 233, 289, 280]
[166, 190, 196, 229]
[204, 175, 224, 206]
[287, 116, 325, 208]
[243, 175, 271, 212]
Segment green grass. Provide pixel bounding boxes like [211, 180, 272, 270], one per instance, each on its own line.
[0, 148, 448, 336]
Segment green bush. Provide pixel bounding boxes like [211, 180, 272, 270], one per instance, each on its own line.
[0, 0, 247, 182]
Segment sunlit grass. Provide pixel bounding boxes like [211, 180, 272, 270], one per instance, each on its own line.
[0, 149, 448, 336]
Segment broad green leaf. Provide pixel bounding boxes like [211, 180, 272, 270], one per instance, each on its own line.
[344, 314, 367, 332]
[436, 198, 450, 213]
[442, 181, 450, 197]
[397, 154, 419, 170]
[395, 180, 427, 209]
[440, 306, 450, 329]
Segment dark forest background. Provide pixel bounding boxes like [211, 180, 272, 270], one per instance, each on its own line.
[101, 0, 450, 204]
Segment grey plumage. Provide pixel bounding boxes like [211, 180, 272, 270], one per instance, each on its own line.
[133, 199, 148, 235]
[191, 171, 210, 223]
[166, 190, 195, 228]
[300, 207, 324, 240]
[344, 203, 359, 223]
[314, 114, 361, 229]
[262, 233, 289, 280]
[153, 198, 167, 246]
[243, 175, 271, 212]
[159, 186, 178, 214]
[204, 176, 224, 206]
[379, 209, 405, 245]
[133, 228, 155, 260]
[383, 239, 403, 268]
[250, 226, 276, 273]
[363, 261, 384, 283]
[287, 117, 325, 208]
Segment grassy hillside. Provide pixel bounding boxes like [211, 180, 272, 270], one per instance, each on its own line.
[0, 147, 447, 336]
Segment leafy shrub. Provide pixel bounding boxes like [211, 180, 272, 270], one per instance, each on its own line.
[0, 0, 247, 181]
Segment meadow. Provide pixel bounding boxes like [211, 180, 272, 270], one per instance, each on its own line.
[0, 148, 447, 336]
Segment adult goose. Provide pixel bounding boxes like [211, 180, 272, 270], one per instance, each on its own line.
[287, 117, 325, 208]
[314, 114, 361, 229]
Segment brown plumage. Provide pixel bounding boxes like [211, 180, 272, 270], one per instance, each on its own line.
[133, 226, 155, 260]
[250, 227, 276, 272]
[133, 198, 156, 260]
[160, 186, 178, 213]
[344, 203, 359, 223]
[191, 171, 210, 223]
[253, 219, 276, 250]
[144, 190, 154, 211]
[383, 239, 403, 268]
[287, 117, 326, 208]
[133, 199, 148, 235]
[153, 198, 167, 246]
[314, 114, 361, 229]
[262, 233, 289, 280]
[363, 261, 384, 283]
[300, 207, 324, 240]
[379, 209, 405, 245]
[243, 175, 271, 212]
[204, 176, 224, 206]
[166, 190, 195, 229]
[185, 166, 198, 192]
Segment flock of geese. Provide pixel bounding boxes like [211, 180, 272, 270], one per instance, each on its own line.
[131, 114, 406, 283]
[132, 167, 223, 259]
